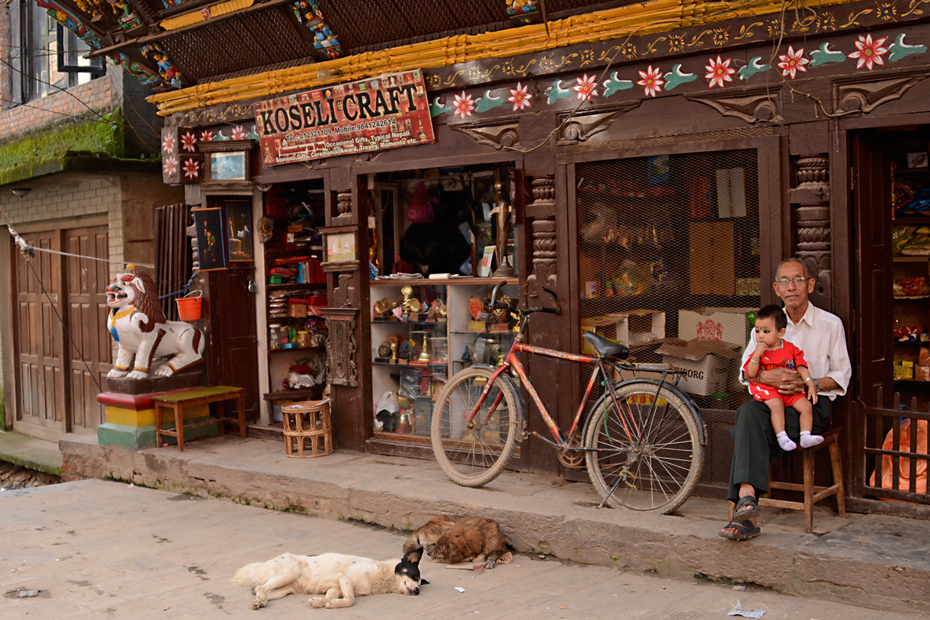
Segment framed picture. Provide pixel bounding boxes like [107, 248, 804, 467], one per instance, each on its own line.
[224, 200, 253, 262]
[211, 151, 247, 180]
[907, 152, 929, 169]
[326, 232, 356, 263]
[193, 208, 227, 271]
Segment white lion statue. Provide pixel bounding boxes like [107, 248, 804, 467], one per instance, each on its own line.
[105, 266, 205, 380]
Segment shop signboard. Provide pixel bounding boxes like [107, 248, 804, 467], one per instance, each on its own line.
[254, 70, 435, 165]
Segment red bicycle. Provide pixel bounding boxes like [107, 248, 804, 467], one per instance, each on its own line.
[430, 284, 706, 514]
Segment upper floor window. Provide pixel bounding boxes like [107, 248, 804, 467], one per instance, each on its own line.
[8, 2, 105, 105]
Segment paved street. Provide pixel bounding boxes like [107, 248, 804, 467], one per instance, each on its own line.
[0, 480, 924, 619]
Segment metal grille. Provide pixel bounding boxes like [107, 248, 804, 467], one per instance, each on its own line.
[163, 9, 314, 82]
[155, 203, 193, 322]
[576, 149, 762, 488]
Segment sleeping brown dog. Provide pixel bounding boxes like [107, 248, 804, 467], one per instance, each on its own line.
[403, 515, 508, 569]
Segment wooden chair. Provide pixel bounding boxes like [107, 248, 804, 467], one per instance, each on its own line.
[730, 427, 846, 533]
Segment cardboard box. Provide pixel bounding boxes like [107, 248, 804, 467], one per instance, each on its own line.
[287, 304, 308, 318]
[689, 222, 734, 295]
[655, 338, 743, 396]
[581, 310, 665, 355]
[678, 307, 755, 348]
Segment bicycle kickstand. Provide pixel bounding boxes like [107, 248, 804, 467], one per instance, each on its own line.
[596, 469, 636, 509]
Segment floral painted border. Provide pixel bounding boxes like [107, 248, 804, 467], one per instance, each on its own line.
[429, 31, 927, 118]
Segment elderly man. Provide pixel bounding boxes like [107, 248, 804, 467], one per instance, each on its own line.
[719, 258, 851, 540]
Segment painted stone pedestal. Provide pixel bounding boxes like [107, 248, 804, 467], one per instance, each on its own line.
[96, 369, 215, 449]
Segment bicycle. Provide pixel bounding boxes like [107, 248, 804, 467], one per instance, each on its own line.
[430, 284, 706, 514]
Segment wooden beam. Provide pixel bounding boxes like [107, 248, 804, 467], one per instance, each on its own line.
[124, 0, 160, 33]
[87, 0, 296, 59]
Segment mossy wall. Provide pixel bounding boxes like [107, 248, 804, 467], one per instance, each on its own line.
[0, 110, 148, 186]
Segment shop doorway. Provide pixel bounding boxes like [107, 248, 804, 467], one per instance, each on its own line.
[852, 127, 930, 507]
[12, 225, 111, 440]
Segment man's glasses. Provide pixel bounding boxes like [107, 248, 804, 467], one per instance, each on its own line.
[775, 277, 810, 287]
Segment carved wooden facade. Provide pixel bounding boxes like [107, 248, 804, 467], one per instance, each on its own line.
[83, 0, 930, 514]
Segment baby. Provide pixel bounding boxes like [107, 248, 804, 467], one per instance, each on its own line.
[743, 304, 822, 451]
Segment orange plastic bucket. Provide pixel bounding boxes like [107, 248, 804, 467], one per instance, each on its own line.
[176, 291, 202, 321]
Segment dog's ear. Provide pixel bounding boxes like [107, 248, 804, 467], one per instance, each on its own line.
[419, 579, 430, 586]
[403, 547, 423, 564]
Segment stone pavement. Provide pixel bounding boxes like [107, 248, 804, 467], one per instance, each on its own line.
[1, 479, 925, 620]
[49, 432, 930, 615]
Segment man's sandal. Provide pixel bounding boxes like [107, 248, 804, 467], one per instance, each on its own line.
[733, 495, 761, 519]
[718, 519, 761, 541]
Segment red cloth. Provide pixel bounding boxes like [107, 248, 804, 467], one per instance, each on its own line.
[743, 340, 809, 407]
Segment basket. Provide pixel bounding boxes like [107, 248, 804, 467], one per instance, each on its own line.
[281, 400, 332, 458]
[176, 290, 202, 322]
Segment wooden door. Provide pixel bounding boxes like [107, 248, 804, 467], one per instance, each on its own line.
[853, 134, 894, 407]
[207, 266, 259, 420]
[851, 132, 895, 499]
[13, 231, 66, 437]
[64, 226, 111, 433]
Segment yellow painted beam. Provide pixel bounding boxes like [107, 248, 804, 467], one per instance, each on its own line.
[148, 0, 858, 115]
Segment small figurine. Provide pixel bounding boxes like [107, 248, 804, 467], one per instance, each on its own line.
[461, 346, 473, 364]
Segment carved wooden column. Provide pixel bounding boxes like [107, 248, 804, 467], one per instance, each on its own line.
[319, 223, 360, 388]
[526, 177, 557, 300]
[334, 191, 353, 224]
[790, 155, 832, 307]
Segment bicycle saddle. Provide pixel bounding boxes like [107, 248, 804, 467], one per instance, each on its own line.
[582, 332, 630, 360]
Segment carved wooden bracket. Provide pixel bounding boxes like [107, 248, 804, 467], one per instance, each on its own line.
[333, 191, 353, 223]
[331, 272, 359, 308]
[834, 72, 930, 115]
[790, 155, 832, 307]
[449, 116, 521, 150]
[321, 308, 358, 387]
[686, 89, 782, 124]
[525, 177, 557, 300]
[557, 101, 641, 144]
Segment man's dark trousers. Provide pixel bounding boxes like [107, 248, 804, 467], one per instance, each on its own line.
[727, 398, 831, 502]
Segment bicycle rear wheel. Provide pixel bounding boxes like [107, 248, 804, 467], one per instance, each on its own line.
[431, 367, 519, 488]
[585, 381, 703, 514]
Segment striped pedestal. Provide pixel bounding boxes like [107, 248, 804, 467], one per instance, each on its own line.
[97, 391, 217, 450]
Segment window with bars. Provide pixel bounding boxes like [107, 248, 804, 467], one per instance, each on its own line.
[576, 149, 762, 413]
[7, 3, 103, 106]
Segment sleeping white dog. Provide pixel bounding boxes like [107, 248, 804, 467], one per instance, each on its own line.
[232, 548, 426, 609]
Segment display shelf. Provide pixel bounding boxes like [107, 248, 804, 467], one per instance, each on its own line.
[370, 277, 518, 287]
[268, 282, 327, 291]
[893, 256, 929, 262]
[892, 215, 930, 224]
[269, 346, 324, 354]
[370, 279, 519, 440]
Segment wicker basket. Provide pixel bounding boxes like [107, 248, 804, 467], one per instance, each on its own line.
[281, 400, 332, 458]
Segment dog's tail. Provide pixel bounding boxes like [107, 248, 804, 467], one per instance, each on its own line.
[231, 562, 264, 587]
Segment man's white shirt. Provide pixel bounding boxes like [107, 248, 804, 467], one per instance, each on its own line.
[739, 303, 852, 401]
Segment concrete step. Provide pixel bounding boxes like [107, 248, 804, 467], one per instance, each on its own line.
[58, 433, 930, 615]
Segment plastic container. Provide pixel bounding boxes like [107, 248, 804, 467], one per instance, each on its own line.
[176, 290, 202, 321]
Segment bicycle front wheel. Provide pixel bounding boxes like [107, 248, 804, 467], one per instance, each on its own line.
[431, 367, 519, 488]
[585, 381, 703, 514]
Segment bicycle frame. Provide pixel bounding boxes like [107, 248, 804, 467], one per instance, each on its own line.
[464, 337, 642, 450]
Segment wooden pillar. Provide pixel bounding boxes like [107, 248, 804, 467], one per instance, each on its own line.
[320, 189, 364, 450]
[526, 177, 557, 300]
[791, 155, 832, 309]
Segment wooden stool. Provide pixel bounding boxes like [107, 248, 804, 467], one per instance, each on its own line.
[153, 386, 246, 452]
[282, 400, 332, 458]
[729, 428, 846, 533]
